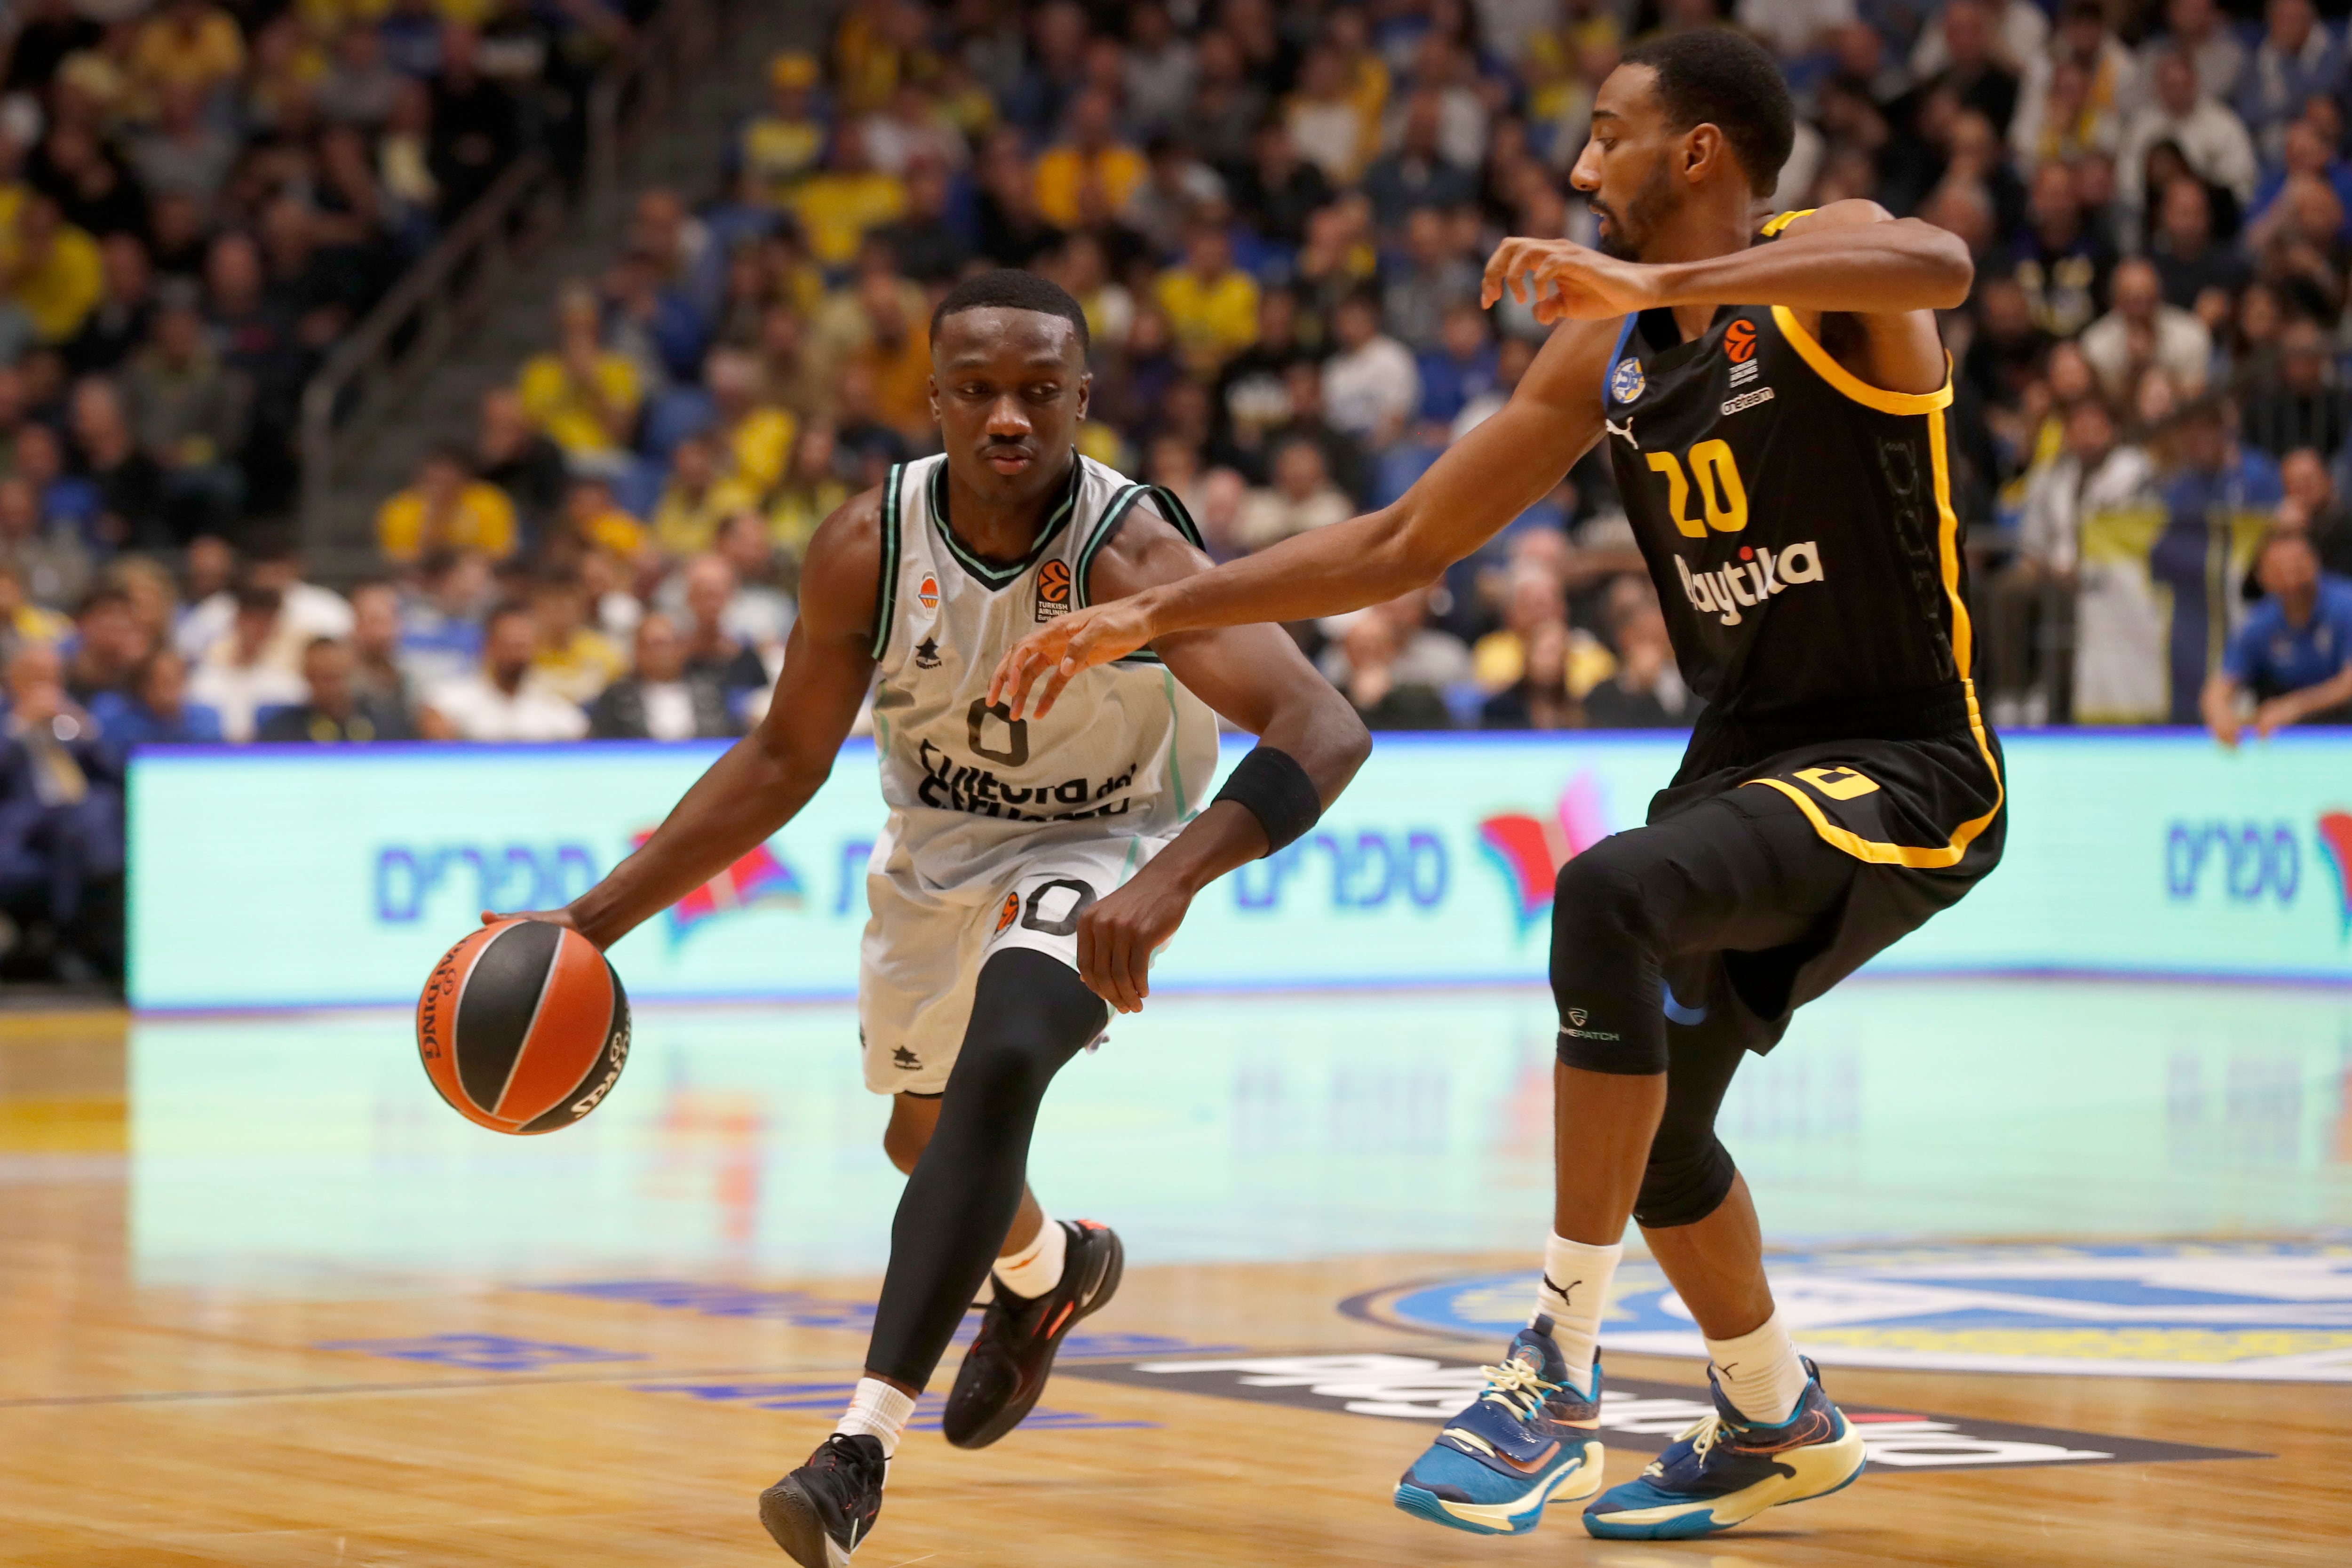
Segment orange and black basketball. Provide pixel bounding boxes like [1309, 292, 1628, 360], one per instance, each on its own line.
[416, 919, 631, 1134]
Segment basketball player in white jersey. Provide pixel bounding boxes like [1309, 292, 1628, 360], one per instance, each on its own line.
[493, 271, 1368, 1566]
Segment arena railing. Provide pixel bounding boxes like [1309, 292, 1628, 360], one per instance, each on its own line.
[297, 0, 722, 562]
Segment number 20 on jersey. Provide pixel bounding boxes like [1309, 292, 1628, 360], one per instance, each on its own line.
[1645, 440, 1748, 537]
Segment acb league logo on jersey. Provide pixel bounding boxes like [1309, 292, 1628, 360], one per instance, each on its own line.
[1035, 558, 1073, 622]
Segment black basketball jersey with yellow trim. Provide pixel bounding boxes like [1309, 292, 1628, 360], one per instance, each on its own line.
[1601, 215, 2002, 872]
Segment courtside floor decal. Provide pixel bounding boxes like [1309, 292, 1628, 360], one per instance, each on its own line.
[1343, 1241, 2352, 1382]
[1060, 1353, 2262, 1469]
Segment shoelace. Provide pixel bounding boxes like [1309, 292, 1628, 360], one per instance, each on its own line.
[817, 1435, 885, 1487]
[1679, 1411, 1725, 1462]
[1476, 1355, 1562, 1423]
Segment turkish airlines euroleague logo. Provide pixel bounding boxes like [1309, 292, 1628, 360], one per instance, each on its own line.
[1724, 319, 1758, 363]
[1035, 558, 1073, 621]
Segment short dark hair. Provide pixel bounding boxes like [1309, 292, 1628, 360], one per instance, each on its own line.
[1621, 29, 1795, 199]
[930, 269, 1090, 355]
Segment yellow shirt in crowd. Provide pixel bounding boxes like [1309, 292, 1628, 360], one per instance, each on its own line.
[721, 406, 797, 493]
[788, 171, 905, 267]
[742, 116, 826, 203]
[857, 333, 931, 437]
[575, 503, 652, 560]
[1474, 627, 1620, 699]
[8, 221, 102, 343]
[769, 477, 850, 562]
[652, 476, 759, 558]
[830, 9, 922, 114]
[132, 8, 246, 96]
[1155, 266, 1260, 374]
[517, 352, 644, 456]
[1033, 143, 1147, 229]
[1075, 421, 1129, 475]
[532, 628, 628, 706]
[375, 482, 519, 564]
[5, 601, 70, 646]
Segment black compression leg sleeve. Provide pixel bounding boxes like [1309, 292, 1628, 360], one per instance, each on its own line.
[1634, 990, 1753, 1228]
[864, 947, 1108, 1389]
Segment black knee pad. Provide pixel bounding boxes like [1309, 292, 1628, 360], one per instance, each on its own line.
[1632, 1135, 1737, 1229]
[1551, 845, 1669, 1075]
[943, 948, 1109, 1115]
[1549, 841, 1661, 953]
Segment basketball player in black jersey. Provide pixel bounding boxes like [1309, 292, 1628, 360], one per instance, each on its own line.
[993, 30, 2001, 1541]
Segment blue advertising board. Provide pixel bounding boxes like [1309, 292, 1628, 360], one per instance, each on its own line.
[127, 732, 2352, 1010]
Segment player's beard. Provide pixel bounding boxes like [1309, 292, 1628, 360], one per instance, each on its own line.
[1591, 159, 1678, 261]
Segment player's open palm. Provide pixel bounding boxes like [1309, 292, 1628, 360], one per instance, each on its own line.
[1075, 874, 1192, 1014]
[990, 600, 1154, 719]
[1482, 237, 1659, 324]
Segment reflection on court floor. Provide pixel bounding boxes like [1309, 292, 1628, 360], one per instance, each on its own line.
[127, 978, 2352, 1290]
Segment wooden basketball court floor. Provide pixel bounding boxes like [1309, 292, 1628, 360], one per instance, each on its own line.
[4, 979, 2349, 1568]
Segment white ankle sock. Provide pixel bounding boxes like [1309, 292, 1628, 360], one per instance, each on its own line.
[1531, 1234, 1621, 1384]
[993, 1215, 1067, 1300]
[834, 1377, 916, 1458]
[1705, 1311, 1808, 1425]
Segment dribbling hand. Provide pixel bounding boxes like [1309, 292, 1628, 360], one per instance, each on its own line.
[988, 599, 1157, 720]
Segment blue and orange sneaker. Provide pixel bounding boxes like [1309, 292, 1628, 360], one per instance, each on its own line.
[1392, 1315, 1604, 1535]
[1581, 1357, 1865, 1540]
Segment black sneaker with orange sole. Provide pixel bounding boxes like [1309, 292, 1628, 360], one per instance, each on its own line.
[941, 1219, 1124, 1449]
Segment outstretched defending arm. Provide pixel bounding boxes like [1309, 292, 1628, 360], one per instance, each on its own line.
[1486, 200, 1964, 399]
[989, 313, 1622, 718]
[487, 493, 884, 947]
[1065, 508, 1372, 1012]
[1484, 201, 1972, 324]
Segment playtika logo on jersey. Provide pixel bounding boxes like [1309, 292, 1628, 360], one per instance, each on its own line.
[1675, 540, 1825, 626]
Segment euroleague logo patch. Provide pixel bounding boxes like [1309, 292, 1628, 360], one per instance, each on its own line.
[917, 574, 940, 613]
[1724, 318, 1758, 363]
[1035, 558, 1073, 621]
[1609, 356, 1645, 404]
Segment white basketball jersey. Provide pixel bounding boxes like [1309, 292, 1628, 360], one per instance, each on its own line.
[867, 453, 1221, 893]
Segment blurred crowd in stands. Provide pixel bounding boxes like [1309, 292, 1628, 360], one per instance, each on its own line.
[13, 0, 2352, 979]
[0, 0, 646, 977]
